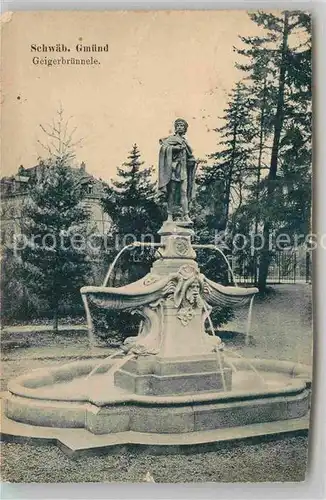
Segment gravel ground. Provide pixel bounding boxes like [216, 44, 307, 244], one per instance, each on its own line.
[0, 284, 312, 483]
[1, 437, 308, 483]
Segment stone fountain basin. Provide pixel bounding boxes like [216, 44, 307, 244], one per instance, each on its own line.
[4, 356, 311, 435]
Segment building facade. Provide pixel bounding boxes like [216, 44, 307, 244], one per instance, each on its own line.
[0, 162, 112, 246]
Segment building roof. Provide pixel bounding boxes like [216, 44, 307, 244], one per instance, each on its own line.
[0, 162, 108, 199]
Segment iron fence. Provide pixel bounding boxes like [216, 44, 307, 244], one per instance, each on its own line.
[228, 248, 311, 285]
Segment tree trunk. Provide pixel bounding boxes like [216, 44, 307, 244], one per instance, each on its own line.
[258, 11, 289, 292]
[53, 305, 59, 333]
[254, 75, 267, 284]
[222, 122, 238, 232]
[257, 223, 271, 290]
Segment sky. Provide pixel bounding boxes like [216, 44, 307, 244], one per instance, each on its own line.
[1, 10, 268, 182]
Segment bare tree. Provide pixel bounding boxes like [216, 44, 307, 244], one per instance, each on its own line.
[37, 104, 83, 166]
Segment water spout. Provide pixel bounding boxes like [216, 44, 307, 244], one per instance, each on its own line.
[105, 352, 135, 379]
[85, 349, 123, 380]
[192, 243, 238, 287]
[202, 293, 262, 390]
[215, 350, 227, 392]
[245, 295, 255, 346]
[224, 348, 266, 386]
[103, 244, 135, 287]
[214, 246, 238, 287]
[103, 242, 163, 287]
[202, 300, 215, 338]
[202, 299, 227, 392]
[82, 293, 97, 346]
[224, 357, 238, 373]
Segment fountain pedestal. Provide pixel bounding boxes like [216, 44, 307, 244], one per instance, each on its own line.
[113, 222, 232, 396]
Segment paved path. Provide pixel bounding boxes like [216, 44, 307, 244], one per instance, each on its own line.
[2, 324, 87, 333]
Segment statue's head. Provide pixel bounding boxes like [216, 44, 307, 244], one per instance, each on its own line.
[174, 118, 188, 135]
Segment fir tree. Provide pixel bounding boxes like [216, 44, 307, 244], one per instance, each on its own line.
[97, 144, 164, 344]
[200, 82, 254, 235]
[235, 30, 278, 240]
[102, 143, 164, 283]
[233, 11, 312, 290]
[277, 12, 312, 236]
[192, 82, 254, 299]
[21, 160, 91, 331]
[19, 109, 90, 330]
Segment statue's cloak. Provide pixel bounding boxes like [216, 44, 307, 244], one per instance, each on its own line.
[158, 134, 196, 200]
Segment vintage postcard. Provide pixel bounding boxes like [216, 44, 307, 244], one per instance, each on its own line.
[1, 10, 312, 483]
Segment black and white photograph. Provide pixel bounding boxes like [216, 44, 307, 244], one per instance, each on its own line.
[0, 10, 313, 484]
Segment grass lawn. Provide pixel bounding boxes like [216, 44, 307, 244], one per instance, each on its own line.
[0, 284, 312, 483]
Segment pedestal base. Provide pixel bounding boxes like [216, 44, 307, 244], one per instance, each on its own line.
[114, 354, 232, 396]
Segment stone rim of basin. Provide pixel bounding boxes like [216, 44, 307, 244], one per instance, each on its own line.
[7, 357, 311, 405]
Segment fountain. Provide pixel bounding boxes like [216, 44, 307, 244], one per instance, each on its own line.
[1, 119, 311, 454]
